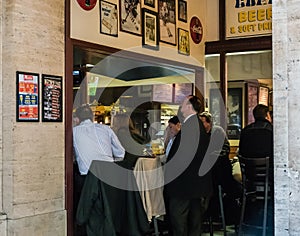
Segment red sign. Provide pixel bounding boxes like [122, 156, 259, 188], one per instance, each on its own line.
[76, 0, 97, 11]
[190, 16, 203, 44]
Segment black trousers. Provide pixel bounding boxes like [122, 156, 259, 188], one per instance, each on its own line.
[168, 196, 210, 236]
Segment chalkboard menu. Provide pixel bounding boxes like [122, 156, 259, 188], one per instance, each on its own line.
[42, 74, 63, 122]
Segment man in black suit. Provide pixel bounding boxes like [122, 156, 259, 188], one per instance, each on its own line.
[164, 95, 212, 236]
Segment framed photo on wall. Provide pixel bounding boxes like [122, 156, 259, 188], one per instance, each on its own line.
[142, 8, 159, 50]
[144, 0, 155, 8]
[119, 0, 142, 35]
[42, 74, 63, 122]
[100, 0, 118, 37]
[178, 28, 190, 55]
[158, 0, 176, 45]
[178, 0, 187, 22]
[227, 88, 243, 139]
[16, 71, 39, 122]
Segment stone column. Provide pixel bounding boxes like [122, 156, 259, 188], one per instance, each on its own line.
[1, 1, 66, 235]
[273, 1, 300, 235]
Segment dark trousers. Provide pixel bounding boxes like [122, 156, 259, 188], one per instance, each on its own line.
[168, 197, 210, 236]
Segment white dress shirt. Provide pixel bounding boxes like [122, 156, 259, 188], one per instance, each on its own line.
[73, 119, 125, 175]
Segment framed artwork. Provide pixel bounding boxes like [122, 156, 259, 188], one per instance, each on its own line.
[142, 8, 159, 50]
[100, 0, 118, 37]
[158, 0, 176, 45]
[227, 88, 243, 139]
[119, 0, 142, 35]
[178, 28, 190, 55]
[42, 74, 63, 122]
[209, 88, 222, 126]
[16, 71, 39, 122]
[178, 0, 187, 22]
[259, 86, 269, 106]
[144, 0, 155, 8]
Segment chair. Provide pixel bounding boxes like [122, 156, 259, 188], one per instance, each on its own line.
[238, 155, 270, 236]
[207, 184, 227, 236]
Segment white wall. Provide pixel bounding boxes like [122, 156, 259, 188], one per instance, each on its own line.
[71, 0, 208, 66]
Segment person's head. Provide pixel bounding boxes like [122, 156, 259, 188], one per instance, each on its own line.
[253, 104, 272, 123]
[180, 95, 202, 118]
[168, 116, 181, 137]
[75, 104, 94, 122]
[112, 114, 136, 133]
[199, 111, 212, 133]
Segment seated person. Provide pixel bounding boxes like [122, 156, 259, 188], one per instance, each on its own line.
[112, 113, 149, 168]
[239, 104, 273, 160]
[200, 111, 241, 196]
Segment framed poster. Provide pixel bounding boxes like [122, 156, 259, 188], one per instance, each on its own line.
[16, 71, 39, 122]
[144, 0, 155, 8]
[142, 8, 159, 50]
[259, 86, 269, 106]
[178, 0, 187, 22]
[227, 88, 243, 139]
[100, 0, 118, 37]
[158, 0, 176, 45]
[42, 74, 63, 122]
[178, 28, 190, 55]
[119, 0, 142, 35]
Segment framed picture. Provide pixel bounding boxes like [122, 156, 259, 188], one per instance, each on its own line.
[209, 88, 222, 126]
[16, 71, 39, 122]
[144, 0, 155, 8]
[100, 0, 118, 37]
[158, 0, 176, 45]
[227, 88, 243, 139]
[178, 0, 187, 22]
[42, 74, 63, 122]
[119, 0, 142, 36]
[178, 28, 190, 55]
[142, 8, 159, 50]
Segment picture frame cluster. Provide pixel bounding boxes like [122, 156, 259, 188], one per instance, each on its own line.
[99, 0, 190, 54]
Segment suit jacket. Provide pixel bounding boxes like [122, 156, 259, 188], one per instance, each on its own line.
[164, 114, 212, 199]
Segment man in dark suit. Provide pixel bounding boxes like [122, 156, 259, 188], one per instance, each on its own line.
[164, 95, 212, 236]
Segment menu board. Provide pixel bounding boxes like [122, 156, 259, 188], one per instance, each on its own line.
[152, 84, 173, 103]
[174, 83, 193, 104]
[42, 74, 63, 122]
[16, 71, 39, 121]
[259, 86, 269, 106]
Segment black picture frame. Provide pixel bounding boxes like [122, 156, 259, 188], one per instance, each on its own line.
[178, 0, 187, 22]
[144, 0, 155, 8]
[42, 74, 63, 122]
[227, 88, 243, 140]
[178, 28, 190, 55]
[119, 0, 142, 36]
[158, 0, 176, 45]
[100, 0, 118, 37]
[142, 8, 159, 50]
[16, 71, 40, 122]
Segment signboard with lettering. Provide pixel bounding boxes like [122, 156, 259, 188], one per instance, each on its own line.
[16, 71, 39, 121]
[42, 74, 63, 122]
[190, 16, 203, 44]
[226, 0, 272, 38]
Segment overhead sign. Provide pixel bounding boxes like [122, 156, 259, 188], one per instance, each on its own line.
[226, 0, 272, 38]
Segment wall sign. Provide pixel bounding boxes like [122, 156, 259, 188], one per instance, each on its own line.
[16, 71, 39, 122]
[226, 0, 272, 38]
[42, 74, 63, 122]
[76, 0, 97, 11]
[190, 16, 203, 44]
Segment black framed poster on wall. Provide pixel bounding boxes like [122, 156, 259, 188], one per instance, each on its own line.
[16, 71, 39, 122]
[42, 74, 63, 122]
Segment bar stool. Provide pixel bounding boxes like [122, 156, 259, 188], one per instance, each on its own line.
[238, 156, 270, 236]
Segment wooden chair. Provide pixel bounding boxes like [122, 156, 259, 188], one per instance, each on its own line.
[238, 156, 270, 236]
